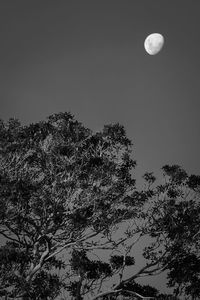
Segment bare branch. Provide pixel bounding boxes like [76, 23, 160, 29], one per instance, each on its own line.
[114, 250, 168, 290]
[90, 288, 154, 300]
[27, 237, 50, 281]
[0, 229, 25, 246]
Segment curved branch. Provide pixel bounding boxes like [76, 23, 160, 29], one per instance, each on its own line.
[27, 237, 50, 281]
[90, 289, 154, 300]
[114, 251, 168, 290]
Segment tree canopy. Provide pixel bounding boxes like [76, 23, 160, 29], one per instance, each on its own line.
[0, 112, 199, 300]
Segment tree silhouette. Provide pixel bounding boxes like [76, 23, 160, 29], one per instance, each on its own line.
[0, 113, 199, 299]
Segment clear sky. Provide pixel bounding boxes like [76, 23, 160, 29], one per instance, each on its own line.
[1, 0, 200, 295]
[1, 0, 200, 178]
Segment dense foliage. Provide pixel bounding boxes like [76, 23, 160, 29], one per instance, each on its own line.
[0, 113, 199, 299]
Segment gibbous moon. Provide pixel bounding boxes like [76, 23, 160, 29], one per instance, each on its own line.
[144, 33, 164, 55]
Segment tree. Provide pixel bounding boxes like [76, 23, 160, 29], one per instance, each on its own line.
[139, 166, 200, 300]
[0, 112, 138, 299]
[0, 113, 199, 300]
[91, 165, 200, 300]
[101, 281, 178, 299]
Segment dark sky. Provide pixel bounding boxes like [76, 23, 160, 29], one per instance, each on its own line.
[0, 0, 200, 293]
[1, 0, 200, 178]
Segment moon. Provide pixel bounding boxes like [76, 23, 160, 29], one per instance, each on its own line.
[144, 33, 164, 55]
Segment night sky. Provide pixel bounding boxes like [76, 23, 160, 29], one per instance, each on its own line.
[1, 0, 200, 294]
[1, 0, 200, 177]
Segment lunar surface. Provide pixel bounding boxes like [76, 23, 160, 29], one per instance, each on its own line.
[144, 33, 164, 55]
